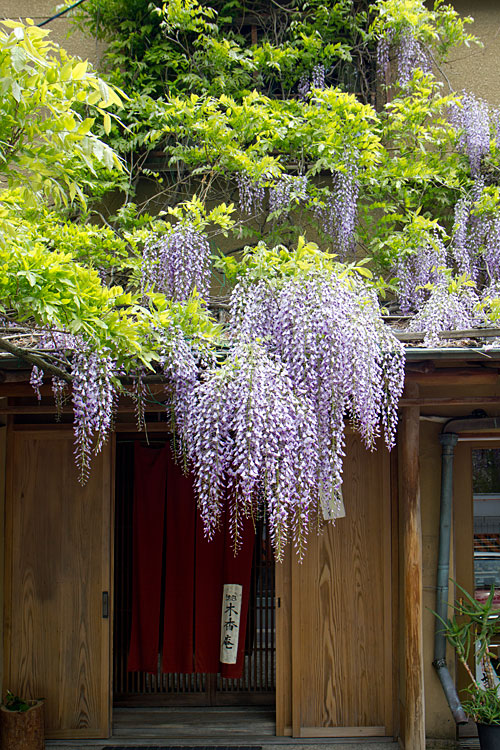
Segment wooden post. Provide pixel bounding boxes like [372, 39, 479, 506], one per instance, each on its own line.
[400, 382, 425, 750]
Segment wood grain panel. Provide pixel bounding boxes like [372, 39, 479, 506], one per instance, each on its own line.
[400, 387, 425, 750]
[284, 432, 393, 736]
[299, 726, 387, 737]
[4, 430, 112, 739]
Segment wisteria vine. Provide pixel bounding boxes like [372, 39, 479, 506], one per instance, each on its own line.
[185, 342, 320, 560]
[377, 28, 431, 87]
[141, 224, 211, 301]
[229, 270, 405, 515]
[313, 168, 359, 259]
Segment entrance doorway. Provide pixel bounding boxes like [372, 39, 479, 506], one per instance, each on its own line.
[113, 439, 276, 709]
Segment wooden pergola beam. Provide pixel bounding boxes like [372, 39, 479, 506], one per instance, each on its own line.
[400, 382, 425, 750]
[405, 368, 498, 386]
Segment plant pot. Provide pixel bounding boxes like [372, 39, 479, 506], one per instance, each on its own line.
[477, 721, 500, 750]
[0, 700, 44, 750]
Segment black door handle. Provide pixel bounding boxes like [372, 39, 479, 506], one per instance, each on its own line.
[102, 591, 109, 619]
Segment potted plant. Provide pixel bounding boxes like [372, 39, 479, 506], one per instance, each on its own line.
[0, 690, 44, 750]
[436, 584, 500, 750]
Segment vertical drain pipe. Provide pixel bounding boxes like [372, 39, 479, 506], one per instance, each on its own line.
[432, 432, 468, 724]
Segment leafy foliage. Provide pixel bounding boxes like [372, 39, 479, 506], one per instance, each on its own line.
[435, 583, 500, 724]
[2, 690, 33, 712]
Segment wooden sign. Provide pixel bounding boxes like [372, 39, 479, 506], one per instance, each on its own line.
[220, 583, 243, 664]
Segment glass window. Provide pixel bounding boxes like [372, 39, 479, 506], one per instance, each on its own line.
[471, 449, 500, 608]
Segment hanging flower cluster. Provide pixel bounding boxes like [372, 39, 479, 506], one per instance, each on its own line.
[313, 168, 359, 258]
[449, 94, 491, 177]
[297, 63, 326, 99]
[269, 174, 308, 215]
[71, 347, 118, 483]
[230, 271, 405, 514]
[450, 178, 500, 283]
[185, 342, 319, 560]
[394, 30, 431, 87]
[51, 375, 67, 419]
[376, 30, 392, 82]
[156, 324, 202, 442]
[407, 279, 483, 346]
[29, 365, 44, 401]
[376, 29, 431, 87]
[236, 174, 265, 216]
[396, 236, 446, 313]
[141, 224, 211, 301]
[311, 63, 326, 89]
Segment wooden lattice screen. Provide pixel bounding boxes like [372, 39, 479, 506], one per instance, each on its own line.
[113, 440, 276, 707]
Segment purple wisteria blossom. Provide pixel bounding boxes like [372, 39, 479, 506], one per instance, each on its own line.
[396, 236, 446, 314]
[395, 30, 431, 86]
[407, 280, 484, 346]
[236, 174, 265, 216]
[269, 174, 308, 214]
[450, 178, 500, 283]
[297, 63, 326, 99]
[51, 375, 67, 419]
[449, 93, 491, 177]
[311, 63, 326, 89]
[130, 368, 147, 432]
[185, 343, 320, 560]
[141, 225, 211, 301]
[452, 195, 473, 276]
[484, 216, 500, 280]
[377, 29, 430, 87]
[72, 347, 118, 483]
[376, 30, 393, 81]
[230, 272, 405, 516]
[30, 365, 44, 401]
[156, 325, 201, 444]
[297, 73, 310, 100]
[313, 168, 359, 258]
[482, 279, 500, 301]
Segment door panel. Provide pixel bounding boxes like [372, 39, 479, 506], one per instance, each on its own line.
[4, 429, 112, 739]
[276, 432, 393, 737]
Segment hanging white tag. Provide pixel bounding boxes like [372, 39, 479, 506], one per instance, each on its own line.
[322, 486, 346, 521]
[220, 583, 243, 664]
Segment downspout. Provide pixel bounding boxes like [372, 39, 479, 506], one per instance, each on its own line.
[432, 432, 467, 724]
[433, 414, 500, 724]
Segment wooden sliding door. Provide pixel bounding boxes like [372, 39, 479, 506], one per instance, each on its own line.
[3, 428, 113, 739]
[276, 432, 394, 738]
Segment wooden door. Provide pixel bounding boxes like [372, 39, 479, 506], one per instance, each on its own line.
[3, 428, 113, 739]
[276, 432, 394, 738]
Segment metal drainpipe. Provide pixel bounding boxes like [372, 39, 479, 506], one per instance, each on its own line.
[432, 432, 468, 724]
[432, 414, 500, 723]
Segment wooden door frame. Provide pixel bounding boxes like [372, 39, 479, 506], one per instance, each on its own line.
[112, 434, 276, 710]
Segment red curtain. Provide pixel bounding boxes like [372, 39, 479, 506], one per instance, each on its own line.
[128, 443, 255, 678]
[161, 449, 197, 673]
[127, 443, 168, 673]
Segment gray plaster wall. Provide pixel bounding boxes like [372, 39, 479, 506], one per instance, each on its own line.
[0, 1, 104, 66]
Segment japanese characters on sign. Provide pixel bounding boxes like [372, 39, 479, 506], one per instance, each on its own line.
[220, 583, 243, 664]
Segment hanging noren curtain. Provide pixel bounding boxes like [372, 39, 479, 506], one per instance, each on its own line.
[128, 442, 255, 678]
